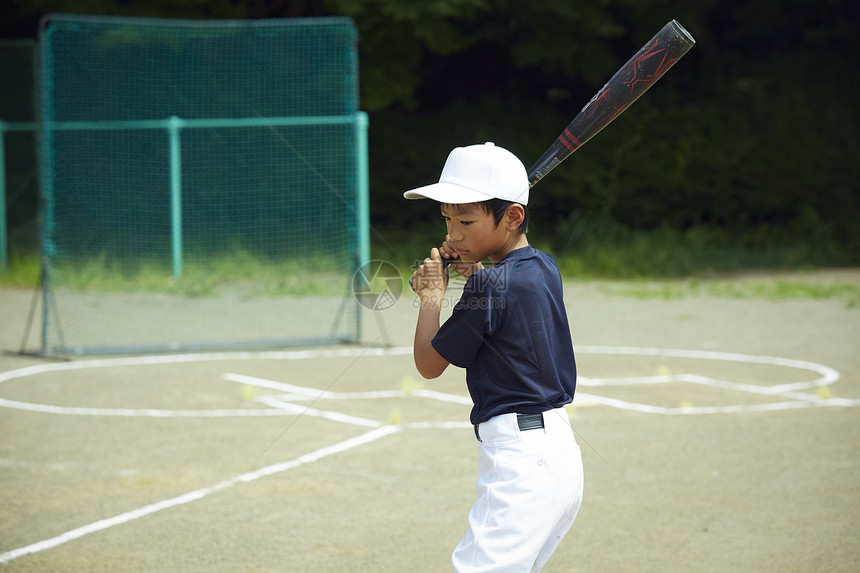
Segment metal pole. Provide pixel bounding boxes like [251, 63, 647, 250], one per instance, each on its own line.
[168, 116, 183, 280]
[356, 111, 370, 269]
[354, 112, 370, 344]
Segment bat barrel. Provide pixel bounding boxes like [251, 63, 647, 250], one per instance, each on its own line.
[668, 19, 696, 50]
[527, 20, 696, 188]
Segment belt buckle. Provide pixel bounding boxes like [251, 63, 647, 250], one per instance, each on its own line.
[475, 413, 544, 442]
[517, 412, 545, 431]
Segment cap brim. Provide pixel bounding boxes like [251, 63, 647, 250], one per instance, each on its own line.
[403, 182, 495, 204]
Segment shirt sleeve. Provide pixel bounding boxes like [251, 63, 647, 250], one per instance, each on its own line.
[431, 272, 501, 368]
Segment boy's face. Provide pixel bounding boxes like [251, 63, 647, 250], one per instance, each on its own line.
[441, 203, 510, 264]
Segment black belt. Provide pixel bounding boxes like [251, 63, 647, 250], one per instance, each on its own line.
[473, 412, 545, 442]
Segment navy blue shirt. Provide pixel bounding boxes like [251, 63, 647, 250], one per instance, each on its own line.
[432, 246, 577, 424]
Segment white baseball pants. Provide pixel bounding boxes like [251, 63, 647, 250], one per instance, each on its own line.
[452, 407, 584, 573]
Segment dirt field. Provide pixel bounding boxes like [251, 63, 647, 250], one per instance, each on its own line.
[1, 270, 859, 572]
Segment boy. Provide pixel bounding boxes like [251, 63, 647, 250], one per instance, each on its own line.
[405, 142, 584, 572]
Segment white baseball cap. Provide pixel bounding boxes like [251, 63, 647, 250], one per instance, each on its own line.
[403, 142, 529, 205]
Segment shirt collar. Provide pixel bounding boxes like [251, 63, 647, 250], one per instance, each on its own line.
[497, 245, 535, 265]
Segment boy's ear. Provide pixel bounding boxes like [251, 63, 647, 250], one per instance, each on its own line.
[505, 204, 526, 232]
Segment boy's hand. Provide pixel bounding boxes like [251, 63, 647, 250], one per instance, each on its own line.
[440, 235, 483, 280]
[411, 247, 448, 302]
[411, 247, 451, 379]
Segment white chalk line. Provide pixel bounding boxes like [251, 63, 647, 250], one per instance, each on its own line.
[573, 345, 856, 412]
[0, 425, 402, 565]
[226, 372, 473, 405]
[574, 392, 819, 415]
[578, 374, 857, 408]
[0, 347, 413, 418]
[225, 372, 402, 400]
[0, 347, 413, 385]
[576, 345, 841, 392]
[253, 395, 382, 428]
[225, 372, 473, 428]
[0, 344, 853, 563]
[0, 398, 303, 418]
[0, 345, 852, 418]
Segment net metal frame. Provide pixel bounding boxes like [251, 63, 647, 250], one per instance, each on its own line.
[36, 14, 369, 355]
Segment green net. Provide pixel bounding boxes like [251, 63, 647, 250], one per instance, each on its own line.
[38, 15, 368, 355]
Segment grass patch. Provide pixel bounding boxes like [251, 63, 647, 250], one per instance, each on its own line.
[549, 215, 856, 279]
[596, 278, 860, 305]
[0, 252, 40, 287]
[375, 212, 858, 282]
[0, 250, 351, 297]
[370, 219, 859, 304]
[3, 223, 857, 303]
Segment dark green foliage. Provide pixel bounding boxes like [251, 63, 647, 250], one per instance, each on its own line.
[2, 0, 858, 278]
[357, 0, 859, 272]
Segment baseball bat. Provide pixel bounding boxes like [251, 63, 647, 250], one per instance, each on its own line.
[410, 20, 694, 291]
[526, 19, 695, 187]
